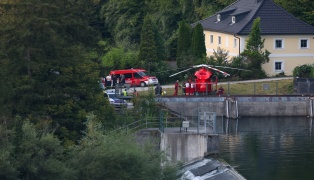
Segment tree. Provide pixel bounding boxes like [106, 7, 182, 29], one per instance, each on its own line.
[153, 23, 166, 62]
[292, 64, 313, 78]
[176, 21, 192, 67]
[69, 115, 178, 180]
[0, 0, 114, 143]
[191, 23, 206, 59]
[275, 0, 314, 26]
[100, 0, 146, 44]
[139, 16, 158, 72]
[212, 47, 229, 66]
[241, 17, 270, 78]
[14, 120, 74, 179]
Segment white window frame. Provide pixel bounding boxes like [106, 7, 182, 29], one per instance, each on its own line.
[274, 60, 284, 73]
[274, 38, 284, 49]
[233, 38, 237, 48]
[299, 38, 309, 49]
[217, 14, 221, 22]
[226, 37, 229, 48]
[232, 16, 236, 23]
[210, 35, 214, 44]
[218, 36, 221, 45]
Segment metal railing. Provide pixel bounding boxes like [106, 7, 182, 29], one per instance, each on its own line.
[116, 109, 217, 134]
[175, 80, 293, 96]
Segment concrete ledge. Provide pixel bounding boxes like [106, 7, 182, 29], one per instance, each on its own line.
[157, 96, 312, 117]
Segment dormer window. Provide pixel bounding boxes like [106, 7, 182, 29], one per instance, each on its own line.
[232, 16, 236, 23]
[217, 14, 221, 22]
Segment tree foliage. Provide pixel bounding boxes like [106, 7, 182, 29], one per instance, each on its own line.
[275, 0, 314, 26]
[139, 16, 158, 72]
[176, 21, 192, 67]
[241, 17, 270, 78]
[212, 47, 229, 66]
[292, 64, 314, 78]
[191, 23, 206, 59]
[0, 0, 114, 143]
[0, 117, 179, 179]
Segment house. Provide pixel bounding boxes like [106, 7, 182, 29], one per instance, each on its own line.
[193, 0, 314, 76]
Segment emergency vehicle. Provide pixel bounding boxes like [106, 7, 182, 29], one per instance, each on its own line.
[110, 69, 159, 87]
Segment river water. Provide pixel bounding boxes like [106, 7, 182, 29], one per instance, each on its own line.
[214, 117, 314, 180]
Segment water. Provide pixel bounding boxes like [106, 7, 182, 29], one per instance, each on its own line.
[215, 117, 314, 180]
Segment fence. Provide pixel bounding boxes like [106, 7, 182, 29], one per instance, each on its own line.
[294, 78, 314, 94]
[103, 78, 295, 96]
[173, 79, 293, 96]
[116, 109, 217, 134]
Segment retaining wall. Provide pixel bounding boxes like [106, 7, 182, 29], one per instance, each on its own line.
[160, 133, 219, 163]
[157, 96, 313, 117]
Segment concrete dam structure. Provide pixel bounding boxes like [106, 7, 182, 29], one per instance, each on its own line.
[156, 95, 314, 118]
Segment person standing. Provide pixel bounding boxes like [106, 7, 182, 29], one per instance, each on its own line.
[122, 89, 127, 96]
[174, 80, 179, 96]
[120, 74, 125, 87]
[155, 83, 162, 96]
[106, 74, 112, 87]
[112, 74, 117, 87]
[217, 86, 224, 96]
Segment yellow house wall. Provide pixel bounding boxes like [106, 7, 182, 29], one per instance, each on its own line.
[204, 31, 240, 57]
[262, 35, 314, 76]
[204, 30, 314, 76]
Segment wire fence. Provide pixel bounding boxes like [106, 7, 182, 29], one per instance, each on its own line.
[153, 80, 293, 96]
[104, 78, 296, 96]
[116, 108, 217, 134]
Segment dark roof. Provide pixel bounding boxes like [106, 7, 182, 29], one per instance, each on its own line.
[193, 0, 314, 35]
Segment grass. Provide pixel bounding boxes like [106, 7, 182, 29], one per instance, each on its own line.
[161, 79, 294, 96]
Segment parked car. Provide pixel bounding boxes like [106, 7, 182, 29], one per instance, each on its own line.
[110, 69, 159, 87]
[104, 89, 128, 108]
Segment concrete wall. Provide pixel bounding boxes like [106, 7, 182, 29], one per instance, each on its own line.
[160, 133, 218, 163]
[136, 129, 219, 164]
[158, 97, 225, 117]
[157, 96, 312, 117]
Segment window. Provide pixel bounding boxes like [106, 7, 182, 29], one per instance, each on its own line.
[218, 36, 221, 45]
[274, 61, 284, 72]
[217, 14, 221, 22]
[300, 39, 309, 48]
[232, 16, 236, 23]
[275, 39, 283, 49]
[210, 35, 213, 44]
[124, 73, 132, 78]
[233, 38, 237, 48]
[226, 37, 229, 47]
[134, 73, 142, 79]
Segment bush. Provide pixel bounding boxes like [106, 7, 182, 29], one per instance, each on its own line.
[293, 64, 313, 78]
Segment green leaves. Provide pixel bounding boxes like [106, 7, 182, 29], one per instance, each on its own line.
[139, 16, 159, 72]
[0, 0, 109, 143]
[241, 17, 270, 78]
[191, 23, 206, 59]
[293, 64, 314, 78]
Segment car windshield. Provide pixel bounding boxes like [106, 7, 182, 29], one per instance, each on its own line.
[138, 71, 148, 77]
[108, 94, 117, 98]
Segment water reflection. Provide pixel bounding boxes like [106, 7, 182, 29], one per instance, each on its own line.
[215, 117, 314, 180]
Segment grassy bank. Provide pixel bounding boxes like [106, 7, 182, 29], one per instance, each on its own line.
[162, 79, 294, 96]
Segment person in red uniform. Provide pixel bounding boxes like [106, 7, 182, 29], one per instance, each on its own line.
[217, 86, 224, 96]
[174, 80, 179, 96]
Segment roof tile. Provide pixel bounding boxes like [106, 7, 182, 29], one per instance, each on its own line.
[193, 0, 314, 35]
